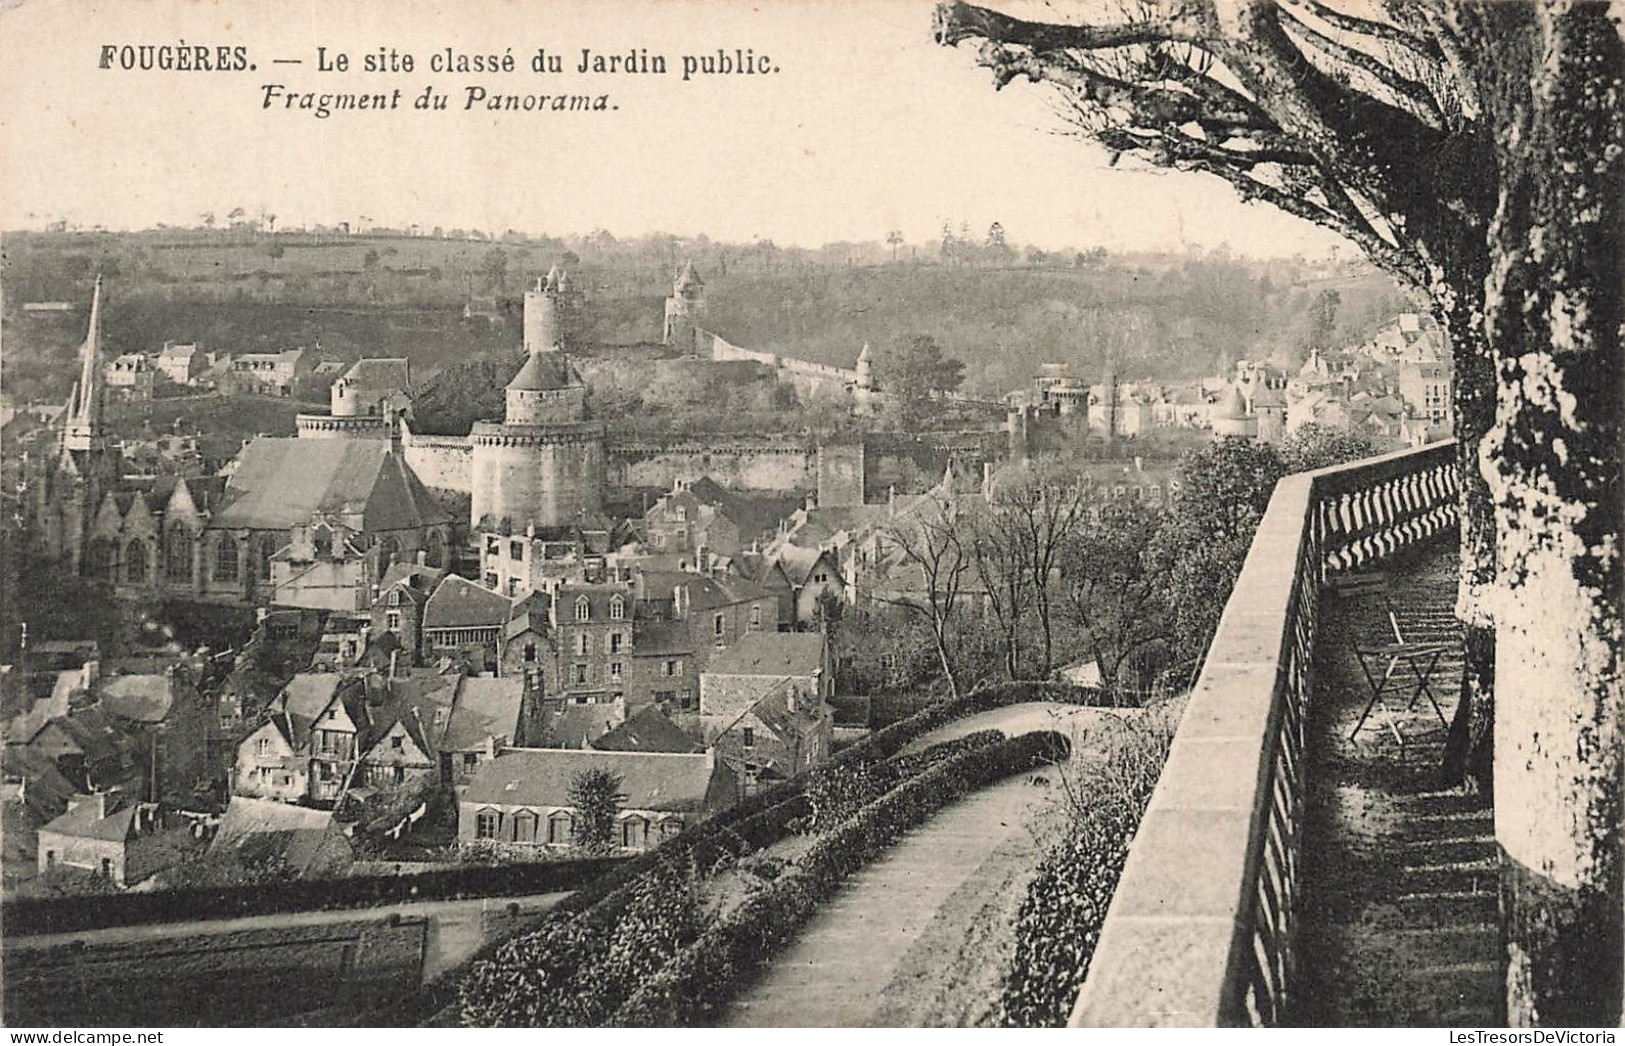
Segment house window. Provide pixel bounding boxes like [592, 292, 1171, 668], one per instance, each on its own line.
[742, 727, 754, 748]
[476, 810, 500, 839]
[484, 572, 499, 589]
[314, 528, 333, 559]
[523, 641, 537, 663]
[713, 613, 725, 639]
[509, 540, 524, 561]
[257, 737, 271, 756]
[749, 604, 762, 632]
[609, 632, 623, 654]
[391, 735, 404, 752]
[506, 578, 519, 597]
[575, 597, 590, 622]
[387, 610, 401, 632]
[621, 817, 648, 850]
[609, 597, 625, 621]
[574, 663, 588, 685]
[388, 588, 403, 606]
[547, 812, 572, 845]
[655, 689, 676, 705]
[513, 811, 537, 844]
[576, 633, 590, 656]
[610, 662, 622, 679]
[662, 659, 682, 677]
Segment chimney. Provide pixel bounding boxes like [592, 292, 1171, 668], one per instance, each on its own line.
[804, 492, 816, 513]
[982, 462, 993, 504]
[416, 548, 428, 566]
[485, 734, 497, 759]
[80, 660, 100, 689]
[888, 486, 897, 517]
[526, 522, 536, 539]
[389, 648, 399, 680]
[1134, 456, 1144, 473]
[255, 607, 269, 625]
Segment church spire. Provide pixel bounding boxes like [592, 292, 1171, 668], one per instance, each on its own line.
[64, 275, 106, 452]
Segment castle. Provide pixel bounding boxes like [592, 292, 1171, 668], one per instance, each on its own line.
[28, 266, 899, 609]
[469, 266, 606, 532]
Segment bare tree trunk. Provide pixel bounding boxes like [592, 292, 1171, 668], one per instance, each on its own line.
[1437, 254, 1498, 793]
[1477, 6, 1623, 1025]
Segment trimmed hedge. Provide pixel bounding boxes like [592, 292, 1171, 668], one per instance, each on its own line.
[1, 853, 630, 938]
[447, 727, 1014, 1027]
[998, 711, 1173, 1027]
[396, 679, 1101, 1026]
[611, 729, 1073, 1027]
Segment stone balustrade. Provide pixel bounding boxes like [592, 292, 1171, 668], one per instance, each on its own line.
[1069, 440, 1459, 1027]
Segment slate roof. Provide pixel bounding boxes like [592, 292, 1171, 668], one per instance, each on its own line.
[339, 357, 411, 390]
[631, 620, 694, 656]
[424, 575, 511, 631]
[540, 703, 621, 750]
[40, 795, 139, 843]
[704, 632, 825, 679]
[210, 796, 352, 876]
[98, 675, 175, 724]
[275, 674, 349, 748]
[212, 439, 448, 531]
[463, 748, 717, 813]
[439, 676, 524, 752]
[507, 352, 582, 392]
[593, 706, 701, 754]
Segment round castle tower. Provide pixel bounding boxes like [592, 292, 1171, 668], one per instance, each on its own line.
[524, 264, 568, 354]
[471, 268, 605, 530]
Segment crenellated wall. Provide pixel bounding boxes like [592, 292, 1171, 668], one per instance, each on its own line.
[608, 440, 816, 492]
[401, 428, 473, 493]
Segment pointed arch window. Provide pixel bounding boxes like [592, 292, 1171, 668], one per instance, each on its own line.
[124, 541, 148, 584]
[166, 527, 193, 583]
[214, 535, 238, 581]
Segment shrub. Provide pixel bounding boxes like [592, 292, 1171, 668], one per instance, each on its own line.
[413, 681, 1099, 1027]
[998, 710, 1176, 1027]
[612, 730, 1072, 1027]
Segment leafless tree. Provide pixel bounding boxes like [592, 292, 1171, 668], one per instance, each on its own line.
[871, 492, 973, 700]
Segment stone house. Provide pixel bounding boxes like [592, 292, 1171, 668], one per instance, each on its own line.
[438, 675, 534, 785]
[369, 561, 444, 667]
[232, 674, 365, 805]
[457, 747, 735, 851]
[226, 348, 310, 396]
[423, 574, 510, 672]
[698, 632, 835, 794]
[36, 792, 186, 887]
[552, 581, 636, 708]
[155, 342, 205, 386]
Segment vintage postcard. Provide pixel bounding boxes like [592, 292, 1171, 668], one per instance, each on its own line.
[1, 0, 1619, 1033]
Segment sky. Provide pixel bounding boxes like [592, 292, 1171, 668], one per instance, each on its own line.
[0, 0, 1346, 257]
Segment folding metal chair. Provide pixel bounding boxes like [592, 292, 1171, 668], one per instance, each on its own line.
[1349, 596, 1453, 743]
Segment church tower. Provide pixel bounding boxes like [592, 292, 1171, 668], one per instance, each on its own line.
[47, 275, 120, 570]
[661, 259, 706, 351]
[64, 275, 108, 454]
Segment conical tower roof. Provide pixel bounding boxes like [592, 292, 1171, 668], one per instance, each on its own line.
[856, 342, 872, 364]
[674, 258, 703, 291]
[507, 350, 578, 392]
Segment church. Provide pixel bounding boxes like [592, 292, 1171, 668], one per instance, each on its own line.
[29, 278, 453, 612]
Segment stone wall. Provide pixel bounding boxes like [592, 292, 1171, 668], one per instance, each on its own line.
[401, 428, 473, 494]
[609, 440, 816, 493]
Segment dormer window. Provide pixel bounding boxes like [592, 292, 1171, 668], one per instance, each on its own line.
[575, 596, 590, 622]
[608, 597, 625, 621]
